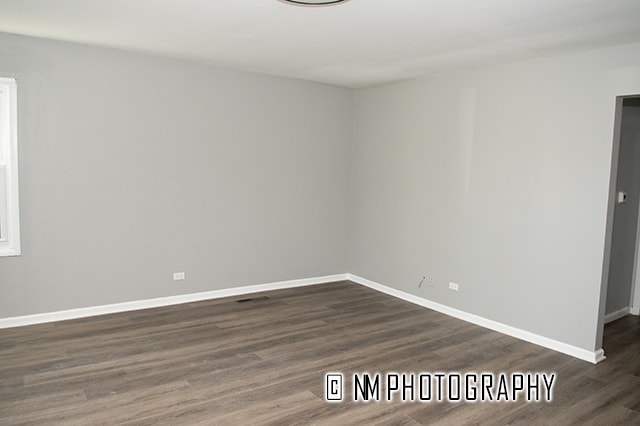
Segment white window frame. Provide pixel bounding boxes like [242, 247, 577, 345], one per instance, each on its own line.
[0, 77, 20, 257]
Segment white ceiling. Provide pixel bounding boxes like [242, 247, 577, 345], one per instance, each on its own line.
[0, 0, 639, 88]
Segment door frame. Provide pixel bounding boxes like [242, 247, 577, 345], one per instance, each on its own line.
[597, 94, 640, 350]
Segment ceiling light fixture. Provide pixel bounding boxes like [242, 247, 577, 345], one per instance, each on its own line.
[279, 0, 351, 7]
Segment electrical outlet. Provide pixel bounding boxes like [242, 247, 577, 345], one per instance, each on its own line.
[449, 282, 459, 291]
[173, 272, 186, 281]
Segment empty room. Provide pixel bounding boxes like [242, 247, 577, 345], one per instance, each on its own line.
[1, 0, 640, 424]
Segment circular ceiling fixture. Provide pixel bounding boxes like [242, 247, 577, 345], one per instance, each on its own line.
[279, 0, 351, 6]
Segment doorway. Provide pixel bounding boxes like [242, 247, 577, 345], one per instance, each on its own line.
[599, 95, 640, 353]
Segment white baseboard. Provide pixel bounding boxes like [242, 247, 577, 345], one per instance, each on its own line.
[0, 273, 349, 329]
[0, 272, 606, 364]
[347, 273, 605, 364]
[604, 307, 631, 324]
[630, 305, 640, 315]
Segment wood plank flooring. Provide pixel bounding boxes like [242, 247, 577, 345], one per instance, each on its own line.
[1, 281, 639, 425]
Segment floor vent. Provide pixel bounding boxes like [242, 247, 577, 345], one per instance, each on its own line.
[236, 296, 270, 303]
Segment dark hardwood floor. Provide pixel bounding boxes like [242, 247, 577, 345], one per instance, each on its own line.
[1, 281, 639, 425]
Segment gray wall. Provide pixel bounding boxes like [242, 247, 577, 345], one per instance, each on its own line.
[0, 33, 352, 317]
[606, 102, 640, 316]
[3, 30, 640, 355]
[350, 42, 640, 351]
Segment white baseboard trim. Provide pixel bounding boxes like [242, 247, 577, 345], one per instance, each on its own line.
[630, 305, 640, 315]
[0, 273, 349, 329]
[0, 272, 606, 364]
[347, 273, 605, 364]
[593, 348, 606, 363]
[604, 307, 631, 324]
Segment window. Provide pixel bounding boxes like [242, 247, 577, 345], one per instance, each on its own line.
[0, 77, 20, 256]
